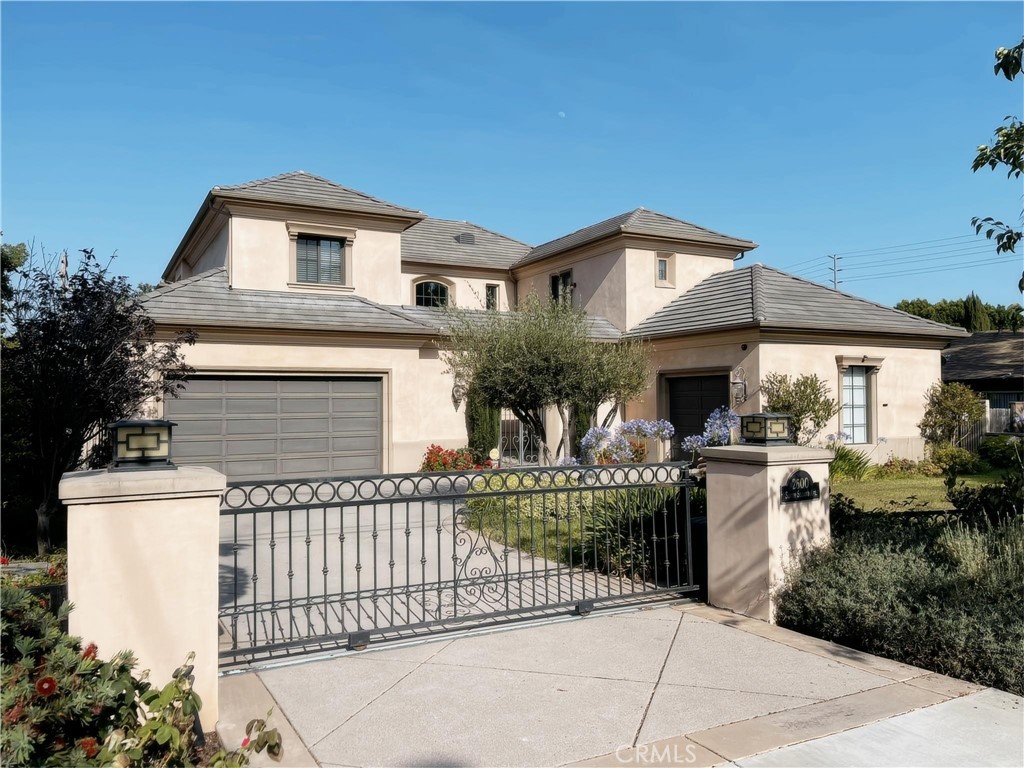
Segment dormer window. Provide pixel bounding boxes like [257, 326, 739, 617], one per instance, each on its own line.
[415, 280, 450, 307]
[297, 235, 345, 284]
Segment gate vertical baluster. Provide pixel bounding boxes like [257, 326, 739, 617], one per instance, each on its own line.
[355, 504, 362, 632]
[251, 510, 258, 651]
[501, 488, 510, 612]
[388, 501, 395, 627]
[451, 497, 459, 620]
[404, 500, 412, 625]
[566, 483, 574, 603]
[661, 488, 670, 588]
[287, 511, 294, 643]
[651, 494, 661, 591]
[372, 500, 379, 629]
[554, 488, 561, 603]
[684, 477, 693, 588]
[615, 482, 624, 596]
[541, 484, 549, 604]
[231, 511, 239, 651]
[305, 508, 312, 638]
[436, 494, 444, 621]
[514, 493, 522, 610]
[420, 495, 427, 624]
[339, 505, 346, 636]
[269, 512, 276, 647]
[322, 506, 329, 637]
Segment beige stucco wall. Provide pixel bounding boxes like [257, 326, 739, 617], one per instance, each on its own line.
[163, 333, 467, 473]
[516, 247, 629, 328]
[400, 270, 514, 311]
[227, 214, 404, 305]
[626, 331, 761, 427]
[622, 246, 734, 330]
[757, 339, 941, 460]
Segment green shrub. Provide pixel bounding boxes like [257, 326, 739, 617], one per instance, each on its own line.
[929, 444, 982, 475]
[0, 585, 282, 767]
[776, 519, 1024, 695]
[829, 444, 872, 481]
[419, 444, 491, 472]
[979, 435, 1022, 469]
[465, 387, 501, 463]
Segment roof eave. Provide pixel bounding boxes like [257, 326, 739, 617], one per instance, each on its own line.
[162, 191, 217, 282]
[214, 189, 427, 226]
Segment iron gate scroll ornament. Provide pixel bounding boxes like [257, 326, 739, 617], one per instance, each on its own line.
[780, 469, 820, 504]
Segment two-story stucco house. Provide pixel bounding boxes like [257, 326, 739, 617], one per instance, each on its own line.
[143, 171, 966, 479]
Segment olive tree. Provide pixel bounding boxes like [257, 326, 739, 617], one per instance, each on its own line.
[760, 372, 840, 445]
[441, 295, 651, 464]
[918, 382, 986, 447]
[1, 248, 195, 554]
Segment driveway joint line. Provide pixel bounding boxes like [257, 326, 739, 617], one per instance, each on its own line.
[631, 609, 684, 748]
[251, 671, 319, 765]
[306, 644, 451, 750]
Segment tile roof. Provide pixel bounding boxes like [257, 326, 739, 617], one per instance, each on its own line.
[941, 331, 1024, 382]
[142, 268, 433, 335]
[517, 207, 757, 267]
[626, 264, 969, 340]
[212, 171, 424, 219]
[392, 305, 622, 341]
[401, 218, 530, 270]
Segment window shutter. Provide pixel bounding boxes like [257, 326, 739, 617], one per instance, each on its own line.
[297, 238, 317, 283]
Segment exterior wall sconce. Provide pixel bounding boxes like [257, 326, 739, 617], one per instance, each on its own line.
[731, 367, 748, 406]
[451, 384, 466, 410]
[108, 419, 177, 471]
[740, 413, 794, 445]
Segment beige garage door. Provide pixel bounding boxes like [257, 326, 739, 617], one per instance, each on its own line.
[164, 376, 383, 480]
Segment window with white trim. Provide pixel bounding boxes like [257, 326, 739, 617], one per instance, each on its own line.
[841, 366, 869, 443]
[485, 284, 499, 310]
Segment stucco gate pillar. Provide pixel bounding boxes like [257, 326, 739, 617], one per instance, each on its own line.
[59, 466, 226, 724]
[700, 445, 832, 622]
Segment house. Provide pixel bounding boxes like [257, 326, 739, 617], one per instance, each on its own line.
[941, 331, 1024, 409]
[143, 171, 966, 478]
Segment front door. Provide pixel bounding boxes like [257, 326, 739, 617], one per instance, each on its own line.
[666, 375, 730, 458]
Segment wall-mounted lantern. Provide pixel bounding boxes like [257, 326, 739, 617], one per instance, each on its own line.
[451, 384, 466, 410]
[108, 419, 177, 471]
[731, 367, 748, 406]
[740, 413, 793, 445]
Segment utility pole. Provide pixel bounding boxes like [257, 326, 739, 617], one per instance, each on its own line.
[829, 254, 842, 289]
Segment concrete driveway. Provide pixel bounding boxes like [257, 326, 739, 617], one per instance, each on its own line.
[218, 603, 1024, 767]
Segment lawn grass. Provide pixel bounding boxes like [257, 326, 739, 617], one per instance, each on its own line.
[833, 471, 1005, 511]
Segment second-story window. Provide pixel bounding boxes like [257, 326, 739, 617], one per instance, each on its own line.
[296, 235, 344, 285]
[415, 281, 449, 307]
[550, 270, 573, 302]
[485, 284, 499, 310]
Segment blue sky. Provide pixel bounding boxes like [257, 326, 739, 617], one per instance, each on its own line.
[3, 1, 1022, 307]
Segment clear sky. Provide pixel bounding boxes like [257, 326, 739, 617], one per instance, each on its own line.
[3, 1, 1022, 308]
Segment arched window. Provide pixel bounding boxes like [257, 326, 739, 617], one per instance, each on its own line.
[415, 281, 449, 307]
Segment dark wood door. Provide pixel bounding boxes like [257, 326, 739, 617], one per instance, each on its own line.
[667, 375, 730, 458]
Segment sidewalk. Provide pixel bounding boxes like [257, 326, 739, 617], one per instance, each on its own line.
[218, 602, 1023, 767]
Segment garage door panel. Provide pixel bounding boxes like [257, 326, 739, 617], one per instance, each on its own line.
[227, 398, 278, 414]
[165, 376, 382, 481]
[281, 397, 331, 414]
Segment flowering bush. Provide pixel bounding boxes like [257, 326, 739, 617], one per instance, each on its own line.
[579, 420, 674, 464]
[678, 407, 739, 462]
[0, 550, 67, 588]
[0, 585, 282, 767]
[419, 444, 493, 472]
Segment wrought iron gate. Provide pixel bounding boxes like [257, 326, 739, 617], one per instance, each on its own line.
[219, 463, 698, 665]
[498, 408, 539, 466]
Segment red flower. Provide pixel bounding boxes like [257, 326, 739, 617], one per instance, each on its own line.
[39, 598, 47, 609]
[35, 676, 57, 697]
[53, 738, 66, 751]
[0, 556, 9, 565]
[47, 566, 58, 577]
[241, 737, 251, 748]
[76, 737, 99, 758]
[82, 643, 98, 661]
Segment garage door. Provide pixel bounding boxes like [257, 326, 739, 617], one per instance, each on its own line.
[164, 377, 383, 480]
[667, 375, 729, 459]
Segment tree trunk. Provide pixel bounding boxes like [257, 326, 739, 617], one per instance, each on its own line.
[555, 404, 571, 461]
[600, 401, 622, 429]
[36, 500, 53, 556]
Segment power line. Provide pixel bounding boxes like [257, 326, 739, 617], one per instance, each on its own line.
[833, 234, 979, 257]
[839, 246, 1001, 272]
[841, 256, 1018, 283]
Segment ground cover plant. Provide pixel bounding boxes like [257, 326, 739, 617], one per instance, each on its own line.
[776, 445, 1024, 695]
[0, 585, 282, 766]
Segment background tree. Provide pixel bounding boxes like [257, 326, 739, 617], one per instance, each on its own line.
[1, 249, 195, 554]
[896, 295, 1022, 332]
[962, 292, 992, 332]
[1, 240, 28, 306]
[760, 372, 840, 445]
[918, 382, 986, 447]
[441, 295, 651, 464]
[971, 39, 1023, 284]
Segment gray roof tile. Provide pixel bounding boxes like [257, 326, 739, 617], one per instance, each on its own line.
[390, 305, 622, 341]
[941, 331, 1024, 382]
[401, 218, 530, 270]
[627, 264, 968, 340]
[213, 171, 424, 219]
[142, 268, 434, 335]
[517, 207, 757, 267]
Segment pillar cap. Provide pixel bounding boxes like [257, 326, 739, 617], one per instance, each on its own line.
[60, 466, 227, 505]
[702, 444, 833, 467]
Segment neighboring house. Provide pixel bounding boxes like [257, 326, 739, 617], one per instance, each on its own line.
[143, 171, 966, 478]
[941, 331, 1024, 409]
